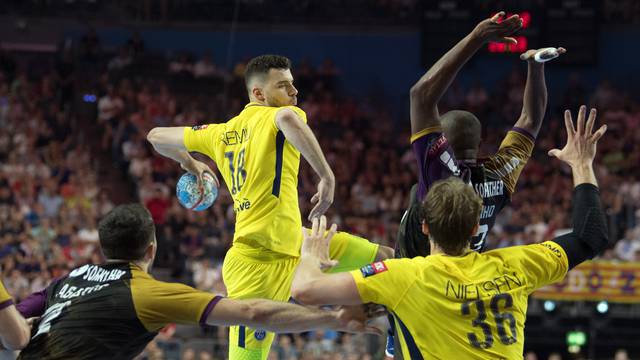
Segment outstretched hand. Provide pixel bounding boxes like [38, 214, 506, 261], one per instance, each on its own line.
[472, 11, 523, 44]
[302, 216, 339, 270]
[548, 105, 607, 168]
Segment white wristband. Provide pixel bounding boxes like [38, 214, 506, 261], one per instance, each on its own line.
[533, 47, 559, 63]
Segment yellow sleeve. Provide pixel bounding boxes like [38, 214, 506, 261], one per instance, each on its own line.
[131, 276, 219, 332]
[0, 281, 13, 308]
[274, 106, 308, 128]
[483, 130, 535, 194]
[350, 258, 418, 310]
[505, 241, 569, 291]
[183, 124, 222, 160]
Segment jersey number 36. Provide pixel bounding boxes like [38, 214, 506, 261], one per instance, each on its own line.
[461, 293, 517, 349]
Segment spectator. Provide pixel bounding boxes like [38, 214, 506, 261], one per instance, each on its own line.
[193, 53, 219, 79]
[108, 47, 133, 72]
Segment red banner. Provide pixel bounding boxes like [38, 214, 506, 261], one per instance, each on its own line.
[533, 261, 640, 303]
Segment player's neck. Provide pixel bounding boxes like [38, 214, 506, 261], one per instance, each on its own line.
[248, 97, 267, 106]
[429, 242, 471, 257]
[106, 259, 151, 273]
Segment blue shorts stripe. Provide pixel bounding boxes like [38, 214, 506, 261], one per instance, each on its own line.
[238, 325, 246, 348]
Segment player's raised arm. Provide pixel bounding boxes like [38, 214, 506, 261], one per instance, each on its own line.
[514, 47, 567, 137]
[146, 126, 219, 188]
[275, 108, 335, 220]
[206, 297, 382, 335]
[0, 282, 30, 350]
[548, 106, 609, 269]
[410, 11, 522, 135]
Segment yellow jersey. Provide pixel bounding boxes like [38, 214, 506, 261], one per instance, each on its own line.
[184, 103, 307, 258]
[351, 241, 569, 359]
[0, 280, 13, 309]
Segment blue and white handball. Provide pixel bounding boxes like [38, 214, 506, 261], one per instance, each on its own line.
[176, 172, 218, 211]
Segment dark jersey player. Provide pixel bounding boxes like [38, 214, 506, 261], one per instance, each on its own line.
[13, 204, 380, 360]
[390, 12, 565, 358]
[397, 12, 566, 257]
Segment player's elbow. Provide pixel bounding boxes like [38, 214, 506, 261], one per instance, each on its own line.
[146, 127, 162, 145]
[2, 326, 30, 351]
[410, 79, 434, 103]
[290, 281, 323, 306]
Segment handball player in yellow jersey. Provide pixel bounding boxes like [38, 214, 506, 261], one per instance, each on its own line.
[0, 280, 30, 350]
[147, 55, 393, 359]
[292, 106, 609, 359]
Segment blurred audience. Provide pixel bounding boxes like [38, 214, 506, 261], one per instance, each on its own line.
[0, 35, 639, 358]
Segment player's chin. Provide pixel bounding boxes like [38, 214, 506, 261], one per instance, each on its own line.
[289, 97, 297, 106]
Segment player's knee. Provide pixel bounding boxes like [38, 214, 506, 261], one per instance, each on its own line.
[375, 246, 394, 262]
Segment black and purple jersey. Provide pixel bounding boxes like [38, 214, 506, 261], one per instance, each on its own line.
[396, 126, 535, 257]
[16, 262, 220, 360]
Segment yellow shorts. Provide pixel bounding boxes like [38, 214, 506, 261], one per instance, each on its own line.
[222, 231, 379, 360]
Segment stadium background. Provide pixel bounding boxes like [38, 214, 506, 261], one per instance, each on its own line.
[0, 0, 638, 359]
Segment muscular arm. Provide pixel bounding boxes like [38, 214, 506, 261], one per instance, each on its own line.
[276, 109, 333, 181]
[276, 108, 335, 219]
[410, 12, 522, 135]
[410, 33, 485, 135]
[550, 108, 609, 269]
[0, 305, 30, 350]
[146, 127, 199, 170]
[514, 62, 547, 137]
[206, 297, 355, 333]
[290, 255, 363, 306]
[552, 166, 608, 269]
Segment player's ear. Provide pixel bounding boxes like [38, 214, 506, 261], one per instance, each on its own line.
[421, 222, 430, 236]
[144, 239, 157, 264]
[252, 86, 266, 102]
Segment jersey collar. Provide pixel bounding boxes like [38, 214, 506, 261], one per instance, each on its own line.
[244, 102, 266, 109]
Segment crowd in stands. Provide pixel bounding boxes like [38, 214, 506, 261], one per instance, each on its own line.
[0, 29, 639, 359]
[0, 49, 111, 303]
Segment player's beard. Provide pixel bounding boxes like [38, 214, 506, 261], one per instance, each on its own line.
[266, 94, 296, 107]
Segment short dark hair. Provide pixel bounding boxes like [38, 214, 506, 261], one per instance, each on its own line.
[440, 110, 482, 158]
[244, 54, 291, 88]
[421, 177, 482, 255]
[98, 204, 155, 261]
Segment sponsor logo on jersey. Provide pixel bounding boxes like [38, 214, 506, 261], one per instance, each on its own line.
[439, 151, 461, 176]
[69, 265, 90, 277]
[427, 135, 448, 158]
[69, 265, 127, 282]
[234, 198, 251, 212]
[57, 283, 110, 300]
[360, 261, 388, 278]
[192, 124, 209, 131]
[474, 181, 504, 198]
[254, 330, 266, 340]
[541, 242, 563, 258]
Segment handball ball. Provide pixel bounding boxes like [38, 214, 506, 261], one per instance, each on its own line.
[176, 172, 218, 211]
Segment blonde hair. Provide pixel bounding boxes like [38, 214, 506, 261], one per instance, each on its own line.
[421, 177, 482, 255]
